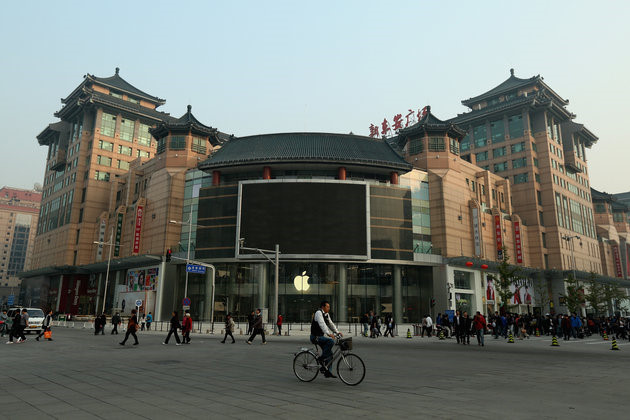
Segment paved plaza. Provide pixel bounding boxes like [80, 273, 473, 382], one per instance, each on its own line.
[1, 327, 629, 419]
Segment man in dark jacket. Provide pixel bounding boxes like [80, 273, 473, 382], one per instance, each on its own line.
[111, 312, 121, 335]
[453, 311, 463, 344]
[6, 311, 22, 343]
[461, 311, 472, 345]
[247, 311, 255, 335]
[247, 309, 266, 345]
[119, 309, 139, 346]
[163, 311, 182, 345]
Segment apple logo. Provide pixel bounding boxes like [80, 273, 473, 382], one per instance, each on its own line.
[293, 271, 310, 291]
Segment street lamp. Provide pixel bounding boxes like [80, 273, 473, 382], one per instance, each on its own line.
[561, 235, 581, 279]
[93, 228, 115, 315]
[170, 204, 194, 303]
[238, 238, 280, 335]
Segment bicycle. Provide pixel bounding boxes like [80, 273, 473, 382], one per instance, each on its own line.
[293, 335, 365, 386]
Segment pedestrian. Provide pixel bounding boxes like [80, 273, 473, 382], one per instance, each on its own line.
[247, 310, 255, 335]
[111, 312, 121, 334]
[276, 314, 283, 336]
[163, 311, 182, 345]
[422, 314, 433, 337]
[247, 308, 266, 345]
[221, 313, 236, 343]
[0, 310, 8, 338]
[562, 314, 572, 341]
[453, 310, 463, 344]
[140, 314, 146, 331]
[6, 310, 22, 344]
[36, 310, 54, 341]
[17, 309, 29, 342]
[461, 311, 472, 345]
[94, 314, 102, 335]
[182, 312, 193, 344]
[146, 312, 153, 331]
[360, 312, 369, 337]
[100, 313, 107, 335]
[384, 313, 395, 337]
[370, 314, 380, 338]
[119, 309, 139, 346]
[473, 311, 486, 346]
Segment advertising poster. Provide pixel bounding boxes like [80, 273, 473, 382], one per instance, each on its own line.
[509, 278, 534, 305]
[127, 267, 159, 292]
[486, 277, 495, 303]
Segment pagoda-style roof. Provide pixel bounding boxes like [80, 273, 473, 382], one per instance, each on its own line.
[560, 120, 598, 147]
[62, 67, 165, 106]
[397, 106, 466, 140]
[462, 69, 568, 108]
[150, 105, 220, 143]
[198, 132, 412, 172]
[591, 188, 614, 202]
[36, 121, 68, 146]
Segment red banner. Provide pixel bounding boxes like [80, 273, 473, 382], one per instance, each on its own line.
[514, 221, 523, 264]
[494, 215, 503, 260]
[613, 245, 623, 278]
[133, 205, 144, 254]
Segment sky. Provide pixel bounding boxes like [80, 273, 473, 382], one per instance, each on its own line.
[1, 0, 629, 193]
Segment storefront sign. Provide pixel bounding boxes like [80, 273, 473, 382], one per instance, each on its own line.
[114, 213, 123, 256]
[369, 106, 428, 138]
[613, 245, 623, 278]
[133, 205, 144, 254]
[96, 219, 106, 261]
[471, 208, 482, 257]
[494, 215, 503, 260]
[514, 221, 523, 264]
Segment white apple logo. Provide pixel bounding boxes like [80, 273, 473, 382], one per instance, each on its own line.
[293, 271, 310, 291]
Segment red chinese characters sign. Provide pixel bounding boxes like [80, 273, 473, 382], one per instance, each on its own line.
[612, 245, 623, 278]
[494, 215, 503, 260]
[368, 106, 429, 138]
[514, 221, 523, 264]
[133, 205, 144, 254]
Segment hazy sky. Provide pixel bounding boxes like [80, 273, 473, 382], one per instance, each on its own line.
[1, 1, 628, 193]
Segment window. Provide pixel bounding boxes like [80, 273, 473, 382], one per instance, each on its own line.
[511, 142, 526, 153]
[493, 146, 506, 158]
[119, 118, 135, 142]
[100, 113, 116, 137]
[110, 91, 123, 99]
[449, 138, 459, 155]
[137, 150, 150, 158]
[512, 157, 527, 169]
[490, 119, 505, 143]
[99, 140, 114, 152]
[476, 151, 488, 162]
[409, 138, 423, 155]
[170, 135, 186, 150]
[541, 232, 547, 248]
[454, 270, 472, 289]
[118, 145, 132, 156]
[533, 158, 539, 167]
[494, 161, 508, 172]
[94, 171, 110, 181]
[96, 155, 112, 167]
[531, 142, 537, 152]
[473, 125, 487, 147]
[118, 160, 130, 170]
[594, 203, 606, 213]
[157, 138, 166, 154]
[428, 137, 445, 152]
[514, 173, 528, 184]
[508, 115, 523, 138]
[191, 137, 207, 154]
[138, 123, 152, 146]
[539, 211, 545, 226]
[460, 134, 471, 152]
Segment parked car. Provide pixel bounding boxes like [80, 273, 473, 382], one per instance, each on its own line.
[6, 307, 45, 334]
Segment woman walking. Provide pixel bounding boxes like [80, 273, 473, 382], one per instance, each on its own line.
[163, 311, 182, 345]
[119, 309, 139, 346]
[221, 313, 236, 343]
[182, 312, 193, 344]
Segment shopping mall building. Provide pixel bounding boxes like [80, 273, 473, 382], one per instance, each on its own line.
[19, 69, 630, 322]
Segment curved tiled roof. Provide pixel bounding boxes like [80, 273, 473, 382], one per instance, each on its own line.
[198, 132, 412, 171]
[88, 68, 165, 104]
[150, 105, 218, 140]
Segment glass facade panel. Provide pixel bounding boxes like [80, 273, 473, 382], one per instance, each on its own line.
[490, 119, 505, 143]
[473, 125, 487, 147]
[460, 134, 470, 152]
[508, 115, 523, 138]
[100, 113, 116, 137]
[138, 123, 152, 146]
[119, 118, 135, 142]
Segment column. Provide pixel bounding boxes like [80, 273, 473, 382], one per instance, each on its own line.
[155, 259, 167, 321]
[94, 273, 103, 315]
[212, 170, 221, 186]
[263, 166, 271, 180]
[338, 167, 346, 180]
[204, 268, 213, 321]
[393, 265, 402, 325]
[256, 263, 268, 317]
[390, 172, 399, 185]
[337, 263, 347, 322]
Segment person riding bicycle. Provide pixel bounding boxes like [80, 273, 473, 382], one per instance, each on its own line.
[310, 300, 342, 378]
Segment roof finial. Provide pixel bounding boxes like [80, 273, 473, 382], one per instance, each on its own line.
[187, 104, 192, 113]
[426, 105, 431, 114]
[115, 67, 120, 75]
[510, 68, 514, 76]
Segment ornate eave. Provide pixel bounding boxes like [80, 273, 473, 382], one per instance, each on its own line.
[398, 106, 466, 141]
[150, 105, 219, 143]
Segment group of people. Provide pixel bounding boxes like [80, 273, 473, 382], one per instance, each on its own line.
[3, 309, 54, 344]
[360, 312, 396, 338]
[425, 311, 487, 346]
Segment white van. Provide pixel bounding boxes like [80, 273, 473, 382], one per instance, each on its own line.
[6, 307, 45, 334]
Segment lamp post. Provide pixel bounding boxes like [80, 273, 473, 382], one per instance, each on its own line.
[238, 238, 280, 335]
[170, 204, 194, 303]
[93, 228, 115, 314]
[561, 235, 581, 280]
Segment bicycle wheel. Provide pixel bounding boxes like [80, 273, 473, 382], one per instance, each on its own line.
[293, 351, 320, 382]
[337, 353, 365, 386]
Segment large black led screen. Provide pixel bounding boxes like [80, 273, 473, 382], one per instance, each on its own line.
[239, 182, 367, 256]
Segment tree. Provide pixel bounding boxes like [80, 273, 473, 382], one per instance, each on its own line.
[562, 273, 584, 315]
[532, 276, 551, 313]
[585, 273, 607, 316]
[602, 281, 629, 315]
[495, 248, 521, 314]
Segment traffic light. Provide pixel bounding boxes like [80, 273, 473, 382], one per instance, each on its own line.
[430, 298, 436, 307]
[166, 248, 172, 262]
